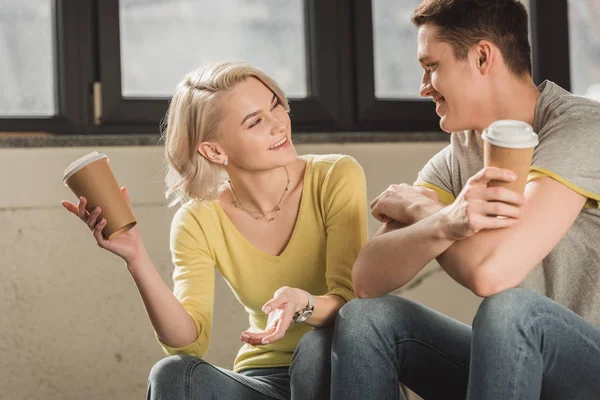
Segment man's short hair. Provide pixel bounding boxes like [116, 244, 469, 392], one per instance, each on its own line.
[412, 0, 532, 77]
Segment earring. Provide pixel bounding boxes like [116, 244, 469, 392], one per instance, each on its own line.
[223, 159, 228, 166]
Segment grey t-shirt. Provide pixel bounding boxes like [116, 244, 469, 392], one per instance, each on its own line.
[415, 80, 600, 328]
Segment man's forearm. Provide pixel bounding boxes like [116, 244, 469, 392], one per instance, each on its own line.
[353, 212, 455, 298]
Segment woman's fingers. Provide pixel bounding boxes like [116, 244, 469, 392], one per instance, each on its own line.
[92, 218, 108, 245]
[122, 187, 131, 206]
[87, 207, 102, 230]
[240, 327, 276, 346]
[61, 201, 79, 216]
[77, 197, 89, 220]
[261, 308, 294, 344]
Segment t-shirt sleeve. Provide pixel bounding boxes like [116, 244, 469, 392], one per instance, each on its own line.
[321, 156, 369, 302]
[528, 115, 600, 209]
[414, 144, 456, 205]
[157, 205, 216, 358]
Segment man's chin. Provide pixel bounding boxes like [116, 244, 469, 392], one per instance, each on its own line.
[439, 116, 468, 133]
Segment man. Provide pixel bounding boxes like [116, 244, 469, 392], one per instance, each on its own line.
[331, 1, 600, 399]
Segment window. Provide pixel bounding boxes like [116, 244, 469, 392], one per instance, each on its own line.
[119, 0, 307, 98]
[372, 0, 423, 99]
[0, 0, 56, 116]
[0, 0, 592, 136]
[568, 0, 600, 100]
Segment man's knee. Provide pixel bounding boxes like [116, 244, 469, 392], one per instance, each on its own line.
[475, 288, 545, 332]
[335, 295, 420, 342]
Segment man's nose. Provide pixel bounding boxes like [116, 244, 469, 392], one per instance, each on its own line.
[420, 72, 434, 98]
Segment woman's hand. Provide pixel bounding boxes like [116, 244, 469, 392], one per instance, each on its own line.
[240, 287, 309, 346]
[61, 187, 147, 265]
[439, 167, 525, 241]
[370, 183, 440, 224]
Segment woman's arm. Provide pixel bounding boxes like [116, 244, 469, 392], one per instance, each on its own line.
[127, 251, 198, 348]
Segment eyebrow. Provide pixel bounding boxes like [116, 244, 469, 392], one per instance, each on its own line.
[240, 93, 277, 126]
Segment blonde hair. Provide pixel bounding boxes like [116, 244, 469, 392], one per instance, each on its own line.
[162, 61, 290, 207]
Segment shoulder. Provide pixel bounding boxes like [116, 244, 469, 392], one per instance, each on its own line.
[171, 200, 220, 239]
[537, 81, 600, 136]
[303, 154, 365, 187]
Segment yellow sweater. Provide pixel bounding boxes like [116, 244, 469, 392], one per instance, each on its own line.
[158, 154, 368, 372]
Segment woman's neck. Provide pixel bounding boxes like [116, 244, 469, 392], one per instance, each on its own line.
[226, 164, 292, 212]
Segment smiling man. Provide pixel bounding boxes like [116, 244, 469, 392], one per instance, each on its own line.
[331, 1, 600, 399]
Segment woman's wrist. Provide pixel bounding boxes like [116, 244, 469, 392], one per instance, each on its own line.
[126, 248, 152, 276]
[293, 288, 310, 312]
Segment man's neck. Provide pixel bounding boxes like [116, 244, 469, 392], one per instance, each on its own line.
[475, 76, 540, 134]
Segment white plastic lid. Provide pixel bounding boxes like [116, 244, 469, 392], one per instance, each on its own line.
[481, 120, 539, 149]
[63, 151, 108, 184]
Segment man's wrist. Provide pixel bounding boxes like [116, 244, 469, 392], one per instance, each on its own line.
[411, 201, 445, 223]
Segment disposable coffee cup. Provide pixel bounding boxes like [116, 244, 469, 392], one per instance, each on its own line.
[482, 120, 539, 196]
[63, 151, 136, 239]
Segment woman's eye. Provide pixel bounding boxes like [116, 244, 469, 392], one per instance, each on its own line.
[249, 119, 262, 128]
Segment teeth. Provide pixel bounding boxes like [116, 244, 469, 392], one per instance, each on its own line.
[269, 137, 287, 150]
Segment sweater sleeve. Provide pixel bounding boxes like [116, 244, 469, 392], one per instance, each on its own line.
[157, 204, 216, 358]
[320, 156, 369, 302]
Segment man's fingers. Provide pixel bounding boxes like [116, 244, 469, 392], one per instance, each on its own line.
[369, 192, 384, 209]
[480, 215, 520, 230]
[481, 186, 525, 206]
[472, 167, 517, 185]
[482, 201, 522, 219]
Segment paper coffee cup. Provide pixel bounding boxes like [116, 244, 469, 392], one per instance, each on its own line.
[482, 120, 539, 195]
[63, 152, 136, 239]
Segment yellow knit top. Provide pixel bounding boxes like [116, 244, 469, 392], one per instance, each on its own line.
[158, 154, 368, 372]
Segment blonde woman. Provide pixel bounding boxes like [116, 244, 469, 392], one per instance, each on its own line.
[62, 61, 367, 399]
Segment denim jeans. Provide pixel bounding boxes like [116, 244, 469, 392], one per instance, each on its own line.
[331, 289, 600, 400]
[147, 326, 333, 400]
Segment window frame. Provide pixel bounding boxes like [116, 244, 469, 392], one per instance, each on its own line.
[0, 0, 581, 136]
[93, 0, 351, 133]
[0, 0, 89, 133]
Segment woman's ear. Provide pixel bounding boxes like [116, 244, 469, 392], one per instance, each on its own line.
[198, 142, 227, 165]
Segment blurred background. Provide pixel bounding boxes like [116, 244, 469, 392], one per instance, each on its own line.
[1, 1, 598, 399]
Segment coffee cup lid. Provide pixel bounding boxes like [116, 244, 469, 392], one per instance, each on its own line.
[482, 120, 539, 149]
[63, 151, 108, 184]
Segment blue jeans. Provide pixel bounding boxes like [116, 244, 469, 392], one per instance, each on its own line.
[147, 327, 333, 400]
[331, 289, 600, 400]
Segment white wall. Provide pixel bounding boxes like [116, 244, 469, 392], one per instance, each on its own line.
[0, 142, 481, 399]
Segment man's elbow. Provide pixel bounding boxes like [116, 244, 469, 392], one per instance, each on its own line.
[352, 261, 383, 299]
[469, 263, 521, 298]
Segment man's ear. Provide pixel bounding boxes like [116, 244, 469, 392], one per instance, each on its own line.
[474, 40, 495, 74]
[198, 142, 227, 165]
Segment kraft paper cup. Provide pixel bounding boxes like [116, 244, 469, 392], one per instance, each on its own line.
[63, 152, 136, 239]
[482, 120, 539, 196]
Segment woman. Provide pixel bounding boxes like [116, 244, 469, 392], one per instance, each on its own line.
[62, 61, 368, 399]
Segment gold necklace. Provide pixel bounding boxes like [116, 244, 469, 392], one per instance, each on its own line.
[227, 166, 290, 222]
